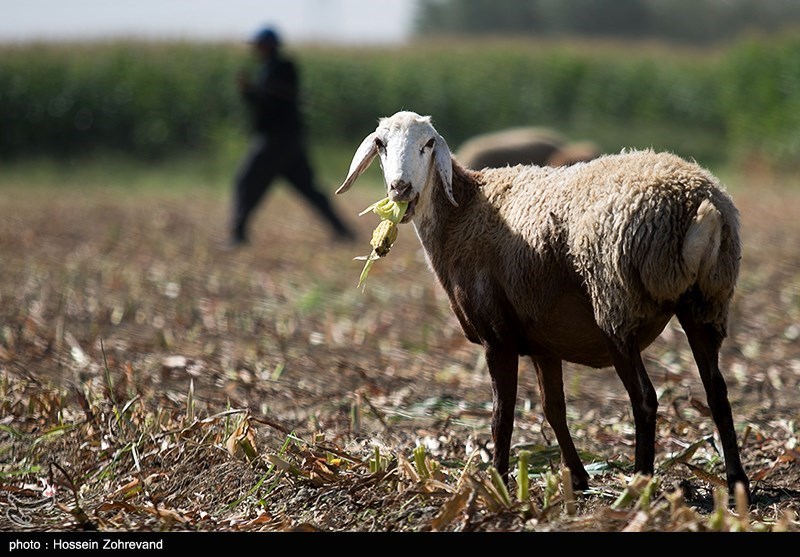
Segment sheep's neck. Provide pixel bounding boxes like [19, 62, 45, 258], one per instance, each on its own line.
[412, 163, 485, 289]
[412, 161, 480, 259]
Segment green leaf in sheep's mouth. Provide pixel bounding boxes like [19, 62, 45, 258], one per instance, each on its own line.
[353, 197, 409, 291]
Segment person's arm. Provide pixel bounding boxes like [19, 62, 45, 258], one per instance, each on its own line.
[241, 61, 298, 108]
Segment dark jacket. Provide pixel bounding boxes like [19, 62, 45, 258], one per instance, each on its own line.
[242, 54, 303, 135]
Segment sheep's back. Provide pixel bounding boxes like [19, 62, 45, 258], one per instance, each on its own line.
[475, 150, 740, 339]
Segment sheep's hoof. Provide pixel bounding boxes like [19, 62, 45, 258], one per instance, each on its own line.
[572, 473, 590, 492]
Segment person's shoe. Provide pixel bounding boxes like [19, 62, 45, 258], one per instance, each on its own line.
[220, 235, 249, 251]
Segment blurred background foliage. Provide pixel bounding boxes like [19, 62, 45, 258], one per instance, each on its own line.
[1, 0, 800, 174]
[415, 0, 800, 44]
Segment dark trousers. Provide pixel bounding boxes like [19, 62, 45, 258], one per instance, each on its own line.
[232, 132, 352, 242]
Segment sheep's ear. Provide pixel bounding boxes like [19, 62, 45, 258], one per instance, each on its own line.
[434, 132, 457, 207]
[336, 132, 379, 195]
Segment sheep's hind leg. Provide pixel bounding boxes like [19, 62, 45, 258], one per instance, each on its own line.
[676, 309, 750, 501]
[485, 344, 519, 485]
[606, 337, 658, 476]
[532, 356, 590, 491]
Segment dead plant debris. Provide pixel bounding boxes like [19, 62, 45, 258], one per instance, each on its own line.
[1, 183, 798, 531]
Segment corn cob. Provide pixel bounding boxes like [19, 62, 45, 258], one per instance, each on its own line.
[370, 219, 398, 257]
[353, 197, 408, 291]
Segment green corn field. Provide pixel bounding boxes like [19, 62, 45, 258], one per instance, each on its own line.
[2, 35, 800, 169]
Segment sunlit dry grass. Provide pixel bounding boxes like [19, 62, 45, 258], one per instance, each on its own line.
[0, 168, 798, 531]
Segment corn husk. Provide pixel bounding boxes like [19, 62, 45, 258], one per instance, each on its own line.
[354, 197, 408, 290]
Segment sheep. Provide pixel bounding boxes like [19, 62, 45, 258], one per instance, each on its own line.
[546, 141, 602, 167]
[336, 111, 750, 499]
[455, 127, 566, 169]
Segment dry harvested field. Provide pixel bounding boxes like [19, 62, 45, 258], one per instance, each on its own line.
[1, 169, 798, 532]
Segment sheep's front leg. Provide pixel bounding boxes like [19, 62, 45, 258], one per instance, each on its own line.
[532, 356, 590, 491]
[606, 338, 658, 476]
[485, 344, 519, 484]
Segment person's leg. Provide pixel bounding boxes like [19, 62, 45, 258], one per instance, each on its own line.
[283, 142, 356, 241]
[231, 135, 280, 244]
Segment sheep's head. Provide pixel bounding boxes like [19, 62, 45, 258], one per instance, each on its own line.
[336, 111, 456, 222]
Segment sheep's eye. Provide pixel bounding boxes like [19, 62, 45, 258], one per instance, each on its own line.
[421, 138, 435, 154]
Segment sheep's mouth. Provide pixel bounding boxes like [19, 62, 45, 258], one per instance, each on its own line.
[400, 194, 418, 223]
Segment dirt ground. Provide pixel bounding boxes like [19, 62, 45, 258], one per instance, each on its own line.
[0, 174, 798, 532]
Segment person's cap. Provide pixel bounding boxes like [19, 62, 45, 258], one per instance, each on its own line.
[250, 27, 280, 47]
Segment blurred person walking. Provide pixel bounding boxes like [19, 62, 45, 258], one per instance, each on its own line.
[229, 26, 355, 247]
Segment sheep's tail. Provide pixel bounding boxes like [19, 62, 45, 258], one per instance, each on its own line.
[677, 196, 740, 336]
[682, 198, 722, 286]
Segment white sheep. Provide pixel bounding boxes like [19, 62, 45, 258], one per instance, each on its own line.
[336, 111, 749, 498]
[545, 140, 601, 167]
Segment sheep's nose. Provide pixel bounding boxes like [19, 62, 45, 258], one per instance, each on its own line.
[389, 179, 412, 199]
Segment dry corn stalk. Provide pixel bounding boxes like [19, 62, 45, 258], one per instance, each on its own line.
[353, 197, 408, 290]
